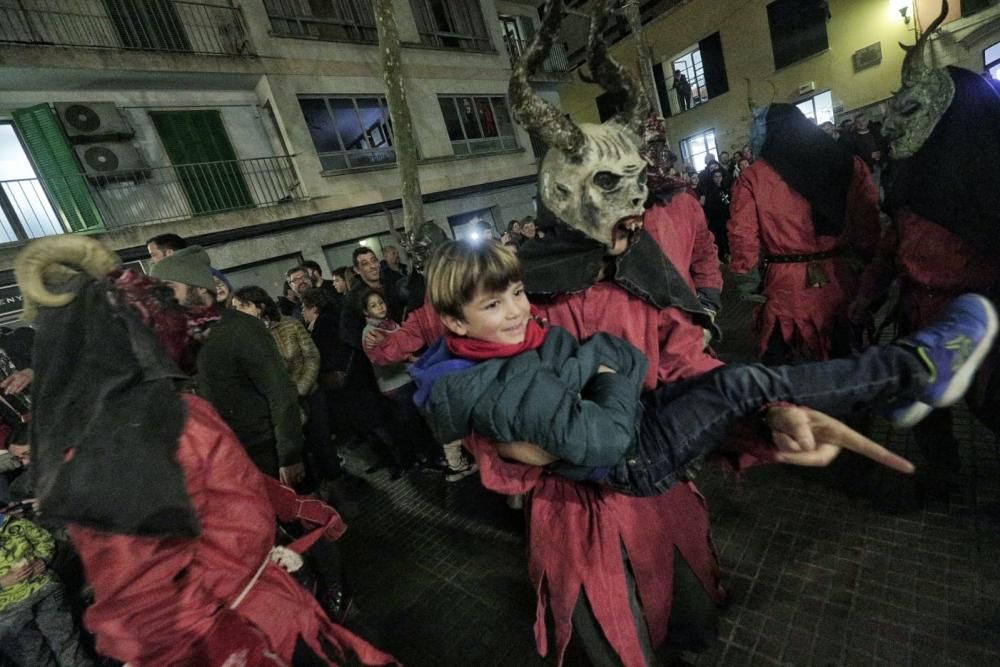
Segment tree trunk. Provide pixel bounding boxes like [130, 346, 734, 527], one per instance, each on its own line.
[621, 0, 659, 118]
[373, 0, 422, 232]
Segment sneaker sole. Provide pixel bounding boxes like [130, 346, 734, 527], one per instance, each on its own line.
[445, 465, 479, 482]
[933, 295, 999, 408]
[891, 401, 933, 429]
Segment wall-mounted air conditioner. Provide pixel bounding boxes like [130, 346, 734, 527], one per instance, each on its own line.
[55, 102, 134, 142]
[74, 142, 149, 182]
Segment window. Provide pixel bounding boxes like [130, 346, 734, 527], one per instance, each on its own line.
[987, 41, 1000, 82]
[298, 95, 395, 171]
[410, 0, 491, 51]
[679, 130, 718, 173]
[767, 0, 829, 70]
[796, 90, 834, 125]
[658, 32, 729, 116]
[264, 0, 376, 43]
[438, 96, 517, 156]
[0, 122, 64, 242]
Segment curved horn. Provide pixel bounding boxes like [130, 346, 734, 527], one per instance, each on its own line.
[15, 236, 120, 319]
[586, 0, 650, 134]
[509, 0, 585, 158]
[902, 0, 949, 82]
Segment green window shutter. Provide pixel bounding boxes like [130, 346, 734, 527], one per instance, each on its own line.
[12, 104, 104, 233]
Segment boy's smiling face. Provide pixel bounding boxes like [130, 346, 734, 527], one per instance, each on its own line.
[443, 281, 531, 345]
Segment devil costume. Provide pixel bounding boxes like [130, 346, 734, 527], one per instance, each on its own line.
[728, 104, 881, 361]
[15, 237, 395, 666]
[854, 3, 1000, 466]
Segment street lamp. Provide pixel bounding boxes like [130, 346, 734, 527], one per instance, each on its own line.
[891, 0, 913, 24]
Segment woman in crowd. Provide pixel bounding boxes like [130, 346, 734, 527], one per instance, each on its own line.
[700, 169, 732, 261]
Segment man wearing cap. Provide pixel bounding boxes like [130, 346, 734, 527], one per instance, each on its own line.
[151, 246, 305, 486]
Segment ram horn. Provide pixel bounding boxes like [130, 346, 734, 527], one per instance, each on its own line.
[15, 236, 120, 319]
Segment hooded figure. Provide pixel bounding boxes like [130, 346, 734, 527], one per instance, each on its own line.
[727, 103, 881, 362]
[14, 236, 395, 666]
[851, 0, 1000, 478]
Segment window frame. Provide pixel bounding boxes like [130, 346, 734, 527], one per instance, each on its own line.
[410, 0, 492, 52]
[766, 0, 829, 71]
[437, 95, 518, 157]
[672, 48, 707, 110]
[678, 129, 719, 173]
[795, 90, 835, 125]
[298, 94, 398, 173]
[264, 0, 378, 44]
[986, 41, 1000, 82]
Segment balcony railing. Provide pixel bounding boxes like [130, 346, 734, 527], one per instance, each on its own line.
[0, 0, 252, 56]
[504, 36, 569, 74]
[0, 156, 300, 243]
[265, 0, 377, 44]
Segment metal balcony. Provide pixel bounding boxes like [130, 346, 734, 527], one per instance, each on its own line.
[0, 156, 301, 243]
[504, 36, 569, 74]
[0, 0, 252, 56]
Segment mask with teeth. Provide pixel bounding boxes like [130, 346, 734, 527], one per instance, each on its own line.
[511, 0, 650, 253]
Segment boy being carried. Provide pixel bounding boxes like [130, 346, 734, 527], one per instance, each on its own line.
[411, 241, 996, 496]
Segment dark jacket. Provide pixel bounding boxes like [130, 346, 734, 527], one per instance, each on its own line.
[411, 327, 648, 467]
[195, 309, 303, 473]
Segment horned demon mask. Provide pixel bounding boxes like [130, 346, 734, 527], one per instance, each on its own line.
[510, 0, 650, 252]
[881, 2, 955, 159]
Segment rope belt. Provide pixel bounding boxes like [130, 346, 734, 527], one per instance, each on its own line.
[764, 247, 845, 264]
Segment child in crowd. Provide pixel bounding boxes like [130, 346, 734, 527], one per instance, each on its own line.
[411, 241, 996, 497]
[0, 510, 93, 665]
[361, 290, 477, 482]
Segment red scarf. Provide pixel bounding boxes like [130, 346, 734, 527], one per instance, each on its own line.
[446, 318, 547, 361]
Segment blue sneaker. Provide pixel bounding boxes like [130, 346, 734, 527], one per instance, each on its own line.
[891, 294, 998, 427]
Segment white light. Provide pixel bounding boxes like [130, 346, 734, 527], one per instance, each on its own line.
[890, 0, 912, 22]
[359, 240, 368, 246]
[469, 231, 481, 241]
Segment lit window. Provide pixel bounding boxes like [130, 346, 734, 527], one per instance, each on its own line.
[796, 91, 834, 125]
[438, 96, 517, 156]
[298, 95, 396, 172]
[679, 129, 719, 172]
[986, 41, 1000, 82]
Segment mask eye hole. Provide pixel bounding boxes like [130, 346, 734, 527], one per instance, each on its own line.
[594, 171, 622, 191]
[637, 167, 647, 185]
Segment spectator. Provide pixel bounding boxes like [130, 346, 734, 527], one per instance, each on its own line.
[145, 233, 187, 264]
[697, 159, 723, 197]
[379, 245, 408, 279]
[331, 267, 350, 295]
[700, 169, 732, 261]
[210, 268, 232, 307]
[820, 120, 839, 140]
[286, 265, 318, 321]
[276, 281, 300, 318]
[506, 219, 524, 246]
[520, 216, 544, 241]
[732, 155, 751, 180]
[0, 513, 93, 666]
[672, 69, 692, 111]
[847, 113, 886, 172]
[150, 247, 305, 487]
[360, 290, 439, 478]
[301, 260, 341, 301]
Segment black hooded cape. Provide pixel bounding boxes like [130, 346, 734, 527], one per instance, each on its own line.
[30, 278, 198, 537]
[885, 66, 1000, 249]
[759, 103, 856, 237]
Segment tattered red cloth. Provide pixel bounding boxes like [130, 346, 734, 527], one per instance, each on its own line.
[69, 395, 396, 666]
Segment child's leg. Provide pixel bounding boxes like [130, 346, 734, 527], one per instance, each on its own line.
[620, 344, 931, 496]
[32, 584, 93, 666]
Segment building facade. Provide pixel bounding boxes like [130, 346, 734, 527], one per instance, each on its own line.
[558, 0, 1000, 171]
[0, 0, 565, 310]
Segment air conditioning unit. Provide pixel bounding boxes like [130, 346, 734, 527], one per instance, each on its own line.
[797, 81, 816, 96]
[55, 102, 134, 142]
[74, 142, 149, 182]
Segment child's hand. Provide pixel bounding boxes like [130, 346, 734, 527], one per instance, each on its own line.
[597, 365, 617, 374]
[0, 559, 44, 587]
[364, 329, 387, 350]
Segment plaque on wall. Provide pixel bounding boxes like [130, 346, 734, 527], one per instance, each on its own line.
[852, 42, 883, 73]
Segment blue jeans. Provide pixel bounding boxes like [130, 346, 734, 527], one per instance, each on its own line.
[605, 345, 929, 496]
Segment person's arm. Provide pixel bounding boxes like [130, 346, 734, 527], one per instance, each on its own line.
[291, 321, 320, 396]
[366, 304, 437, 366]
[240, 321, 303, 471]
[685, 199, 724, 312]
[843, 156, 882, 260]
[13, 517, 54, 562]
[726, 174, 761, 274]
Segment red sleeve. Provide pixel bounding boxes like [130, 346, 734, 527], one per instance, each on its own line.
[844, 156, 881, 260]
[686, 199, 723, 292]
[69, 396, 277, 664]
[367, 303, 438, 366]
[727, 175, 762, 273]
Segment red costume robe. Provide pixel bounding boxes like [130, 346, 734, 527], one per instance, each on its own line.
[728, 157, 880, 359]
[369, 193, 767, 667]
[68, 395, 396, 667]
